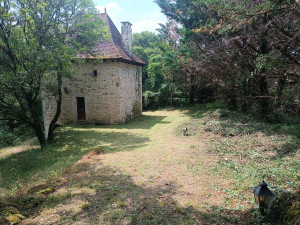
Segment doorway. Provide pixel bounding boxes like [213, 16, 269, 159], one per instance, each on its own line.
[76, 97, 86, 120]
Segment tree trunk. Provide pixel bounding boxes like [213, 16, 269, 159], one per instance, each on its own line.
[170, 69, 175, 105]
[276, 76, 286, 108]
[258, 74, 269, 114]
[185, 73, 188, 103]
[258, 14, 270, 115]
[29, 101, 46, 147]
[34, 121, 47, 147]
[47, 66, 63, 141]
[228, 91, 237, 110]
[190, 74, 195, 105]
[241, 100, 248, 112]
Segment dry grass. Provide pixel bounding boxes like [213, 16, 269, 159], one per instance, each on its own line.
[0, 105, 299, 224]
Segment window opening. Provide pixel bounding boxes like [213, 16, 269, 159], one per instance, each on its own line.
[93, 70, 98, 76]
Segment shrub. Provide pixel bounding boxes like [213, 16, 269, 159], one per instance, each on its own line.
[0, 124, 14, 147]
[157, 84, 172, 106]
[143, 91, 159, 109]
[0, 121, 34, 148]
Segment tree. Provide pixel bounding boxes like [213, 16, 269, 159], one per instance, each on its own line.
[0, 0, 108, 147]
[132, 31, 163, 83]
[133, 28, 186, 108]
[155, 0, 300, 118]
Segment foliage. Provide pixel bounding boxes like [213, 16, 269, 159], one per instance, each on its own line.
[154, 0, 300, 120]
[0, 126, 14, 147]
[143, 91, 159, 109]
[0, 121, 34, 148]
[143, 84, 174, 109]
[133, 27, 189, 109]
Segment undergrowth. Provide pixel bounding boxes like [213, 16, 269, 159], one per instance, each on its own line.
[0, 121, 34, 149]
[180, 104, 300, 224]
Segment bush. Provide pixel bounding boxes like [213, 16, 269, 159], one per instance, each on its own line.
[0, 124, 14, 147]
[143, 91, 159, 109]
[173, 97, 189, 107]
[0, 121, 34, 148]
[157, 84, 172, 106]
[143, 84, 174, 109]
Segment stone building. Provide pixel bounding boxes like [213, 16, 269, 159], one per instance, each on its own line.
[42, 12, 145, 135]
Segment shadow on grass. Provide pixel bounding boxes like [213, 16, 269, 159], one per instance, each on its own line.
[0, 128, 149, 192]
[88, 115, 170, 130]
[1, 162, 253, 225]
[2, 160, 298, 224]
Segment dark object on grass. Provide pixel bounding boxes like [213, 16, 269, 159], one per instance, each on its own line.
[183, 127, 188, 136]
[252, 180, 275, 214]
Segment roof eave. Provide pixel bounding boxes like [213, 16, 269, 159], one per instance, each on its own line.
[72, 57, 146, 66]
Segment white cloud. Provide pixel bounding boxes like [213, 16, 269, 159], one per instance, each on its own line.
[95, 2, 123, 18]
[132, 10, 167, 33]
[133, 20, 161, 33]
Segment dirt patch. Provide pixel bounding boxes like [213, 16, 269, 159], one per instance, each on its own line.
[86, 147, 103, 157]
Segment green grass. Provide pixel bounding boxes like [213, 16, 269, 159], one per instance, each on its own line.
[0, 104, 299, 224]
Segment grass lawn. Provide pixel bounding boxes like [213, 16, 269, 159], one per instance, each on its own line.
[0, 104, 299, 224]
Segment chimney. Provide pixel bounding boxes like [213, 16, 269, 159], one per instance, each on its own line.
[121, 21, 132, 57]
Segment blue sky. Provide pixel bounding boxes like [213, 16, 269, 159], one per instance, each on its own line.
[93, 0, 167, 33]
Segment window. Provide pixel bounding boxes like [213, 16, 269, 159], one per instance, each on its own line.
[93, 70, 98, 77]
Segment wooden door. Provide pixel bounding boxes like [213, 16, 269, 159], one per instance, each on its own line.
[76, 97, 86, 120]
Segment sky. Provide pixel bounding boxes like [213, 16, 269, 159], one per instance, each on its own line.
[93, 0, 167, 33]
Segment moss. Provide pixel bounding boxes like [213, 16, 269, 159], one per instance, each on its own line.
[5, 214, 25, 224]
[36, 187, 55, 195]
[1, 206, 19, 215]
[133, 100, 141, 117]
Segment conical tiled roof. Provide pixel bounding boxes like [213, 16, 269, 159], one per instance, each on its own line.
[77, 13, 145, 66]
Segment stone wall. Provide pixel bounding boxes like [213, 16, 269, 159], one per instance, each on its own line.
[119, 63, 142, 123]
[42, 61, 142, 136]
[120, 63, 142, 123]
